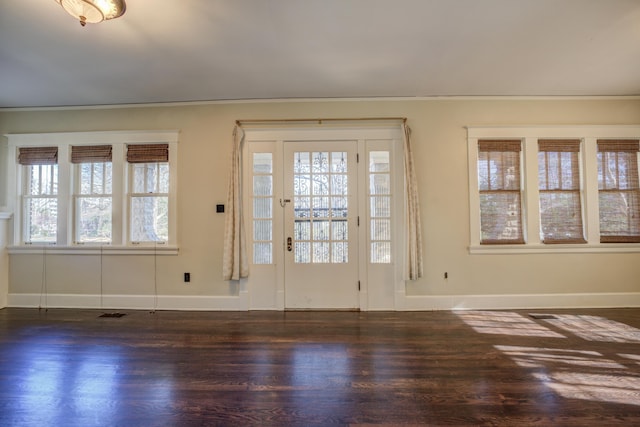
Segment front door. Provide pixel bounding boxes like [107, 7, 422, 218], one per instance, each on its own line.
[283, 141, 359, 309]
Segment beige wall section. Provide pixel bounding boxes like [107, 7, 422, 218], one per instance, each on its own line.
[1, 98, 640, 308]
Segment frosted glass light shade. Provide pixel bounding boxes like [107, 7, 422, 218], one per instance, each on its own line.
[55, 0, 126, 26]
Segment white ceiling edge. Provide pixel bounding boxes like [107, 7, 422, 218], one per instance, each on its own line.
[1, 95, 639, 113]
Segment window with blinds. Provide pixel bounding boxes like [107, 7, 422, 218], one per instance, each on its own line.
[127, 144, 170, 243]
[72, 145, 113, 243]
[19, 147, 59, 243]
[477, 140, 524, 244]
[597, 140, 640, 243]
[538, 140, 586, 244]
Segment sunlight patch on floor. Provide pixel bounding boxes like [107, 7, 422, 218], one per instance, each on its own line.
[455, 311, 566, 338]
[495, 345, 627, 370]
[532, 371, 640, 406]
[541, 314, 640, 343]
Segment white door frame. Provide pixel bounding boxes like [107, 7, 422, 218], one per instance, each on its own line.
[241, 125, 405, 311]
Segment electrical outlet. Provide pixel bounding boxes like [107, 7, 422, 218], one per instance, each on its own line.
[184, 272, 191, 282]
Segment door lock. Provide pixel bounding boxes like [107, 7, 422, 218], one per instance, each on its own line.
[287, 237, 292, 252]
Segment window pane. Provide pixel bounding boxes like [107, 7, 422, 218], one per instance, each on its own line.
[331, 197, 347, 218]
[253, 153, 272, 174]
[312, 196, 329, 218]
[331, 221, 348, 241]
[253, 243, 272, 264]
[28, 165, 58, 195]
[253, 198, 272, 219]
[253, 219, 272, 241]
[295, 242, 310, 263]
[332, 242, 348, 263]
[330, 152, 348, 173]
[26, 198, 57, 243]
[369, 151, 389, 172]
[132, 163, 168, 194]
[253, 176, 272, 196]
[294, 221, 311, 240]
[294, 174, 311, 196]
[294, 197, 310, 218]
[371, 196, 391, 218]
[312, 174, 329, 196]
[331, 175, 348, 195]
[132, 164, 146, 193]
[371, 219, 391, 241]
[294, 152, 310, 173]
[480, 192, 523, 243]
[312, 152, 329, 174]
[312, 242, 330, 263]
[370, 174, 390, 195]
[539, 192, 583, 242]
[131, 196, 168, 242]
[312, 220, 330, 240]
[77, 197, 112, 243]
[80, 163, 92, 194]
[158, 164, 170, 193]
[371, 242, 391, 263]
[599, 191, 640, 239]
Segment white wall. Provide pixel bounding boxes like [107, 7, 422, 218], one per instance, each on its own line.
[1, 98, 640, 310]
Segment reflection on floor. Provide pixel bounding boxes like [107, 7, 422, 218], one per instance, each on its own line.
[457, 310, 640, 408]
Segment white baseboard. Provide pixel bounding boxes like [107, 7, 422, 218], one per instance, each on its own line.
[8, 291, 640, 311]
[398, 292, 640, 311]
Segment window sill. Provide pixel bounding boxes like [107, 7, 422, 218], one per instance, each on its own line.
[8, 245, 179, 255]
[469, 243, 640, 255]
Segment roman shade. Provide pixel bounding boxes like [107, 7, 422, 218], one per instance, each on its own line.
[126, 144, 169, 163]
[71, 145, 112, 163]
[18, 146, 58, 165]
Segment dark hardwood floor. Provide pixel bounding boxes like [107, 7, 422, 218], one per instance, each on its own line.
[0, 307, 639, 426]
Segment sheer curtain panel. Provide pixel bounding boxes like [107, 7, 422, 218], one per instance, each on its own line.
[402, 124, 423, 280]
[223, 126, 249, 280]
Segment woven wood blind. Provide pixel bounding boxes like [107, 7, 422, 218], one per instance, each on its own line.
[71, 145, 112, 163]
[126, 144, 169, 163]
[478, 140, 522, 152]
[597, 139, 640, 243]
[478, 140, 524, 244]
[538, 139, 585, 244]
[18, 147, 58, 165]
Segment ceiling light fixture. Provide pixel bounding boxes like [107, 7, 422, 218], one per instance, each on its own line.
[54, 0, 126, 27]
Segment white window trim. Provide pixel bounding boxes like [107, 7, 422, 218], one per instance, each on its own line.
[467, 125, 640, 254]
[5, 130, 179, 255]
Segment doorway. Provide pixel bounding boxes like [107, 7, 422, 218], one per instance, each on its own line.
[283, 141, 359, 309]
[243, 125, 403, 311]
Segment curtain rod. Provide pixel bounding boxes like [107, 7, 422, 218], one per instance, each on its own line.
[236, 117, 407, 126]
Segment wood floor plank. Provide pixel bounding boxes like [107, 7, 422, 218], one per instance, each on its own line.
[0, 308, 639, 426]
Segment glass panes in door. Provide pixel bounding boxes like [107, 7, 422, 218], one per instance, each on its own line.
[293, 151, 349, 263]
[252, 153, 273, 264]
[369, 151, 392, 263]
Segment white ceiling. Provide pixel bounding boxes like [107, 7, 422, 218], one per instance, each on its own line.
[1, 0, 639, 109]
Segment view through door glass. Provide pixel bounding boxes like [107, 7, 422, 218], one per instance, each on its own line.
[284, 142, 359, 309]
